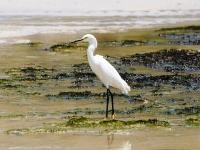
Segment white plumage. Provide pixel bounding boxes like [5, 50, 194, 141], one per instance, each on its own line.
[70, 34, 130, 118]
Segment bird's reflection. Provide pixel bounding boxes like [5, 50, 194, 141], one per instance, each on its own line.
[107, 134, 131, 150]
[107, 134, 114, 146]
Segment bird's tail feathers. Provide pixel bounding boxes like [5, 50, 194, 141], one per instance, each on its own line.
[121, 80, 130, 94]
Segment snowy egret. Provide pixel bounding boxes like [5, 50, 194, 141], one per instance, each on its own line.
[70, 34, 130, 119]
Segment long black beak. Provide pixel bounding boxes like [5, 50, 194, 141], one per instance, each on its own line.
[70, 38, 84, 44]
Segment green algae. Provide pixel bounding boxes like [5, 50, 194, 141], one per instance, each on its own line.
[60, 104, 157, 116]
[6, 127, 68, 135]
[0, 79, 10, 84]
[6, 116, 170, 135]
[17, 90, 41, 96]
[121, 40, 145, 46]
[27, 42, 43, 47]
[175, 106, 200, 115]
[71, 71, 96, 78]
[15, 42, 43, 47]
[46, 91, 93, 100]
[164, 105, 200, 117]
[50, 43, 87, 51]
[185, 116, 200, 126]
[6, 66, 55, 76]
[1, 84, 26, 89]
[120, 48, 200, 73]
[0, 79, 25, 89]
[20, 67, 55, 73]
[50, 44, 71, 51]
[157, 25, 200, 32]
[46, 90, 143, 101]
[5, 66, 69, 81]
[73, 63, 89, 68]
[0, 114, 25, 119]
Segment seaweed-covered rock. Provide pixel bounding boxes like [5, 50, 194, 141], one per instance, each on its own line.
[119, 49, 200, 72]
[156, 25, 200, 32]
[185, 117, 200, 126]
[175, 106, 200, 115]
[46, 91, 93, 100]
[50, 44, 86, 51]
[5, 67, 70, 81]
[159, 33, 200, 40]
[122, 40, 145, 46]
[50, 44, 70, 51]
[119, 72, 200, 90]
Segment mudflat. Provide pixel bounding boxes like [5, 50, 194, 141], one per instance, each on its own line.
[0, 14, 200, 149]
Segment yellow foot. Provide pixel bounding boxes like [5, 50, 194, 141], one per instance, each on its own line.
[111, 113, 116, 119]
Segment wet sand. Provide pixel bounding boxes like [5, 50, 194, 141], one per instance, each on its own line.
[0, 15, 200, 149]
[1, 128, 200, 150]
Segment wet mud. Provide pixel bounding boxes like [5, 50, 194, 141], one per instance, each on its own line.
[1, 26, 200, 138]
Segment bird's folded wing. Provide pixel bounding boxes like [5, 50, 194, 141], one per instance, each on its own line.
[98, 57, 122, 83]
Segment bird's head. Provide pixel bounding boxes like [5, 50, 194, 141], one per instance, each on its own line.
[70, 34, 97, 48]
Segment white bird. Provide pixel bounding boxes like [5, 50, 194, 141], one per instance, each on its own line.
[70, 34, 130, 119]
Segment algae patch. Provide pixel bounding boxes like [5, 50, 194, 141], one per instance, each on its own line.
[6, 116, 170, 135]
[120, 48, 200, 72]
[0, 114, 25, 120]
[50, 43, 87, 52]
[15, 42, 43, 47]
[0, 79, 26, 89]
[46, 91, 93, 100]
[185, 117, 200, 126]
[5, 66, 69, 81]
[156, 25, 200, 32]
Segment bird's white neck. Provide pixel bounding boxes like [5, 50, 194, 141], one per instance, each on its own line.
[87, 45, 95, 61]
[86, 36, 98, 65]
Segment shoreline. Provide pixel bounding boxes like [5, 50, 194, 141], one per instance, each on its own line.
[0, 14, 200, 44]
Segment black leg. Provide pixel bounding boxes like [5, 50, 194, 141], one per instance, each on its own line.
[108, 89, 114, 116]
[106, 89, 109, 118]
